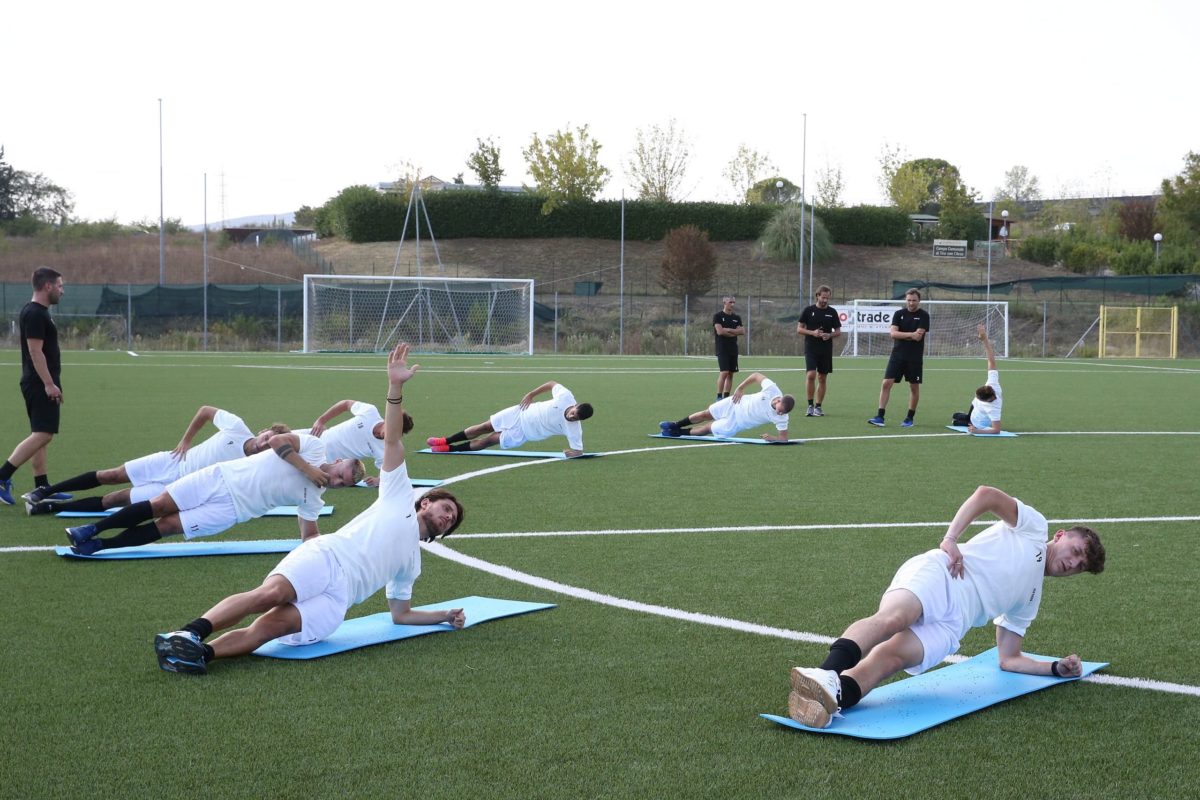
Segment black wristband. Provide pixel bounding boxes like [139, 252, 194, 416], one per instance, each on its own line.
[1050, 660, 1061, 678]
[386, 396, 403, 405]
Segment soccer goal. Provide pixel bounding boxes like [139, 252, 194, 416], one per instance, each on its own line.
[1098, 305, 1178, 358]
[840, 299, 1009, 358]
[302, 275, 535, 354]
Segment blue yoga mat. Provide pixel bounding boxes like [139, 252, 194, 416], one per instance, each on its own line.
[57, 505, 334, 519]
[418, 448, 597, 459]
[253, 596, 556, 659]
[647, 433, 799, 445]
[946, 425, 1018, 438]
[762, 647, 1107, 740]
[56, 539, 300, 560]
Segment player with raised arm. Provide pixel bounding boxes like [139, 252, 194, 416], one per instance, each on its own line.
[427, 380, 593, 458]
[299, 399, 412, 486]
[659, 372, 794, 441]
[153, 343, 465, 675]
[952, 324, 1003, 434]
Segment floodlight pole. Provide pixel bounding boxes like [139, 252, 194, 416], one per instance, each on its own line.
[158, 98, 165, 286]
[203, 173, 209, 351]
[799, 112, 807, 307]
[619, 193, 626, 355]
[986, 199, 993, 305]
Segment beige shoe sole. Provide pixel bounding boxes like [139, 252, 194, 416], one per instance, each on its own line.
[789, 667, 839, 715]
[787, 690, 832, 728]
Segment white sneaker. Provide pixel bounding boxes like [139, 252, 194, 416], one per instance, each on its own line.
[789, 667, 840, 727]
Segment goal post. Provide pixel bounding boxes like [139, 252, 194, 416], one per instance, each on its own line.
[302, 275, 535, 354]
[840, 299, 1009, 358]
[1098, 305, 1178, 358]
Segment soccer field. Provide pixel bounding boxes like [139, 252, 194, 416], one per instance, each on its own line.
[2, 350, 1198, 799]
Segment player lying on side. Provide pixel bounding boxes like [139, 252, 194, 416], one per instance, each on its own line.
[787, 485, 1105, 728]
[24, 406, 286, 516]
[298, 399, 413, 487]
[659, 372, 794, 442]
[154, 343, 464, 675]
[950, 324, 1003, 434]
[64, 433, 363, 555]
[427, 380, 593, 458]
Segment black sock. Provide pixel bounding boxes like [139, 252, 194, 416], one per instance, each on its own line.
[716, 393, 722, 401]
[42, 471, 101, 495]
[0, 461, 15, 482]
[674, 417, 693, 429]
[807, 400, 814, 407]
[446, 430, 469, 444]
[54, 496, 107, 513]
[839, 675, 863, 709]
[202, 643, 216, 663]
[34, 474, 50, 489]
[906, 410, 916, 421]
[99, 522, 162, 550]
[820, 637, 863, 673]
[449, 442, 471, 452]
[815, 404, 822, 410]
[94, 500, 154, 534]
[184, 617, 214, 640]
[877, 408, 885, 418]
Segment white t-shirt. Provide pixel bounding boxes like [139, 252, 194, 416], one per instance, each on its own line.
[970, 369, 1004, 429]
[178, 409, 255, 476]
[297, 401, 384, 468]
[218, 433, 327, 522]
[709, 378, 789, 433]
[950, 499, 1048, 637]
[509, 383, 583, 451]
[312, 461, 421, 605]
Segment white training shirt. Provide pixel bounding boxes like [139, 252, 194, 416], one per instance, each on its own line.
[311, 461, 421, 604]
[712, 378, 789, 433]
[970, 369, 1004, 429]
[951, 499, 1048, 637]
[516, 383, 584, 451]
[217, 433, 327, 522]
[297, 401, 384, 468]
[178, 409, 255, 476]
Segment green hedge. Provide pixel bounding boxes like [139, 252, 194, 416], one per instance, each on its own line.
[324, 188, 910, 246]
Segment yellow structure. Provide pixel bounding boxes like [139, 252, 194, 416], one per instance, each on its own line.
[1099, 305, 1178, 358]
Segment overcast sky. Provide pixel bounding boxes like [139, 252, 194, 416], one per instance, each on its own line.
[4, 0, 1196, 226]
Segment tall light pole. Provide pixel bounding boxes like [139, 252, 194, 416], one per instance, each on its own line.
[986, 199, 994, 304]
[801, 112, 808, 305]
[1000, 209, 1009, 255]
[1154, 232, 1163, 261]
[158, 98, 165, 286]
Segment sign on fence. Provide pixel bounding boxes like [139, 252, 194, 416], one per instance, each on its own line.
[933, 239, 968, 259]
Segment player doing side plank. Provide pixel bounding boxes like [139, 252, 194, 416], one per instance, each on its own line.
[659, 372, 794, 441]
[787, 485, 1105, 728]
[298, 399, 413, 486]
[154, 343, 465, 675]
[427, 381, 593, 458]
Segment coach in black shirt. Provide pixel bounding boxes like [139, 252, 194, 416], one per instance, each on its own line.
[0, 267, 65, 506]
[796, 285, 842, 416]
[712, 295, 744, 401]
[868, 288, 930, 429]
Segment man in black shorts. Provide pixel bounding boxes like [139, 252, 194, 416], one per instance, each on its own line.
[868, 288, 930, 428]
[713, 296, 744, 400]
[0, 267, 66, 506]
[796, 285, 841, 416]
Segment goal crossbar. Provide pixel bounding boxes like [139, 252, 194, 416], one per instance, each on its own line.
[840, 299, 1009, 358]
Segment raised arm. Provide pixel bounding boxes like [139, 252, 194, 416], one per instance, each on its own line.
[520, 380, 558, 409]
[310, 399, 354, 437]
[939, 485, 1019, 578]
[270, 433, 328, 488]
[380, 344, 418, 472]
[996, 625, 1083, 677]
[731, 372, 766, 402]
[171, 405, 219, 459]
[977, 324, 997, 371]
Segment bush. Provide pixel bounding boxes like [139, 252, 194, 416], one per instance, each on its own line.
[660, 225, 717, 299]
[819, 206, 910, 246]
[760, 206, 835, 265]
[1018, 235, 1059, 265]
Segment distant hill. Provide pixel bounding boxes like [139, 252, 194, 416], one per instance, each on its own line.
[188, 213, 295, 232]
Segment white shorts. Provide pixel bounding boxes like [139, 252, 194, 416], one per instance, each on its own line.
[165, 469, 239, 541]
[125, 451, 183, 489]
[268, 543, 352, 645]
[706, 398, 744, 438]
[885, 551, 965, 675]
[130, 483, 168, 503]
[490, 405, 529, 449]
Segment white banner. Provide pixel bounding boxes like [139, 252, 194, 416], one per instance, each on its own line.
[839, 304, 898, 333]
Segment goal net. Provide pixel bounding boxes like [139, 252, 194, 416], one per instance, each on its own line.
[1099, 305, 1178, 358]
[302, 275, 534, 354]
[840, 299, 1008, 358]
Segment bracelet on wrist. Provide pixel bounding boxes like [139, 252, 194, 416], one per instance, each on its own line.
[1050, 660, 1061, 678]
[386, 396, 403, 405]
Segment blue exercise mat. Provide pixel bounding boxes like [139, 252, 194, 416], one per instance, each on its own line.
[418, 448, 598, 459]
[647, 433, 799, 445]
[762, 647, 1107, 740]
[57, 505, 334, 519]
[56, 539, 301, 560]
[945, 425, 1018, 438]
[253, 596, 556, 659]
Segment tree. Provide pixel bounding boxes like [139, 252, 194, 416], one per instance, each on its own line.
[1116, 198, 1158, 241]
[1159, 151, 1200, 242]
[0, 147, 74, 228]
[889, 158, 961, 213]
[746, 177, 800, 205]
[467, 137, 505, 190]
[760, 205, 834, 265]
[522, 124, 610, 214]
[935, 177, 985, 243]
[876, 141, 907, 203]
[723, 144, 776, 204]
[293, 205, 319, 228]
[995, 165, 1042, 204]
[659, 225, 717, 300]
[625, 118, 692, 202]
[0, 146, 15, 221]
[814, 163, 845, 209]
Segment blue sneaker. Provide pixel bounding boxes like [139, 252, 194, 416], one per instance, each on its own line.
[901, 419, 914, 428]
[69, 537, 104, 556]
[0, 479, 13, 506]
[867, 416, 885, 427]
[65, 524, 99, 547]
[43, 491, 73, 501]
[659, 421, 681, 437]
[155, 631, 208, 674]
